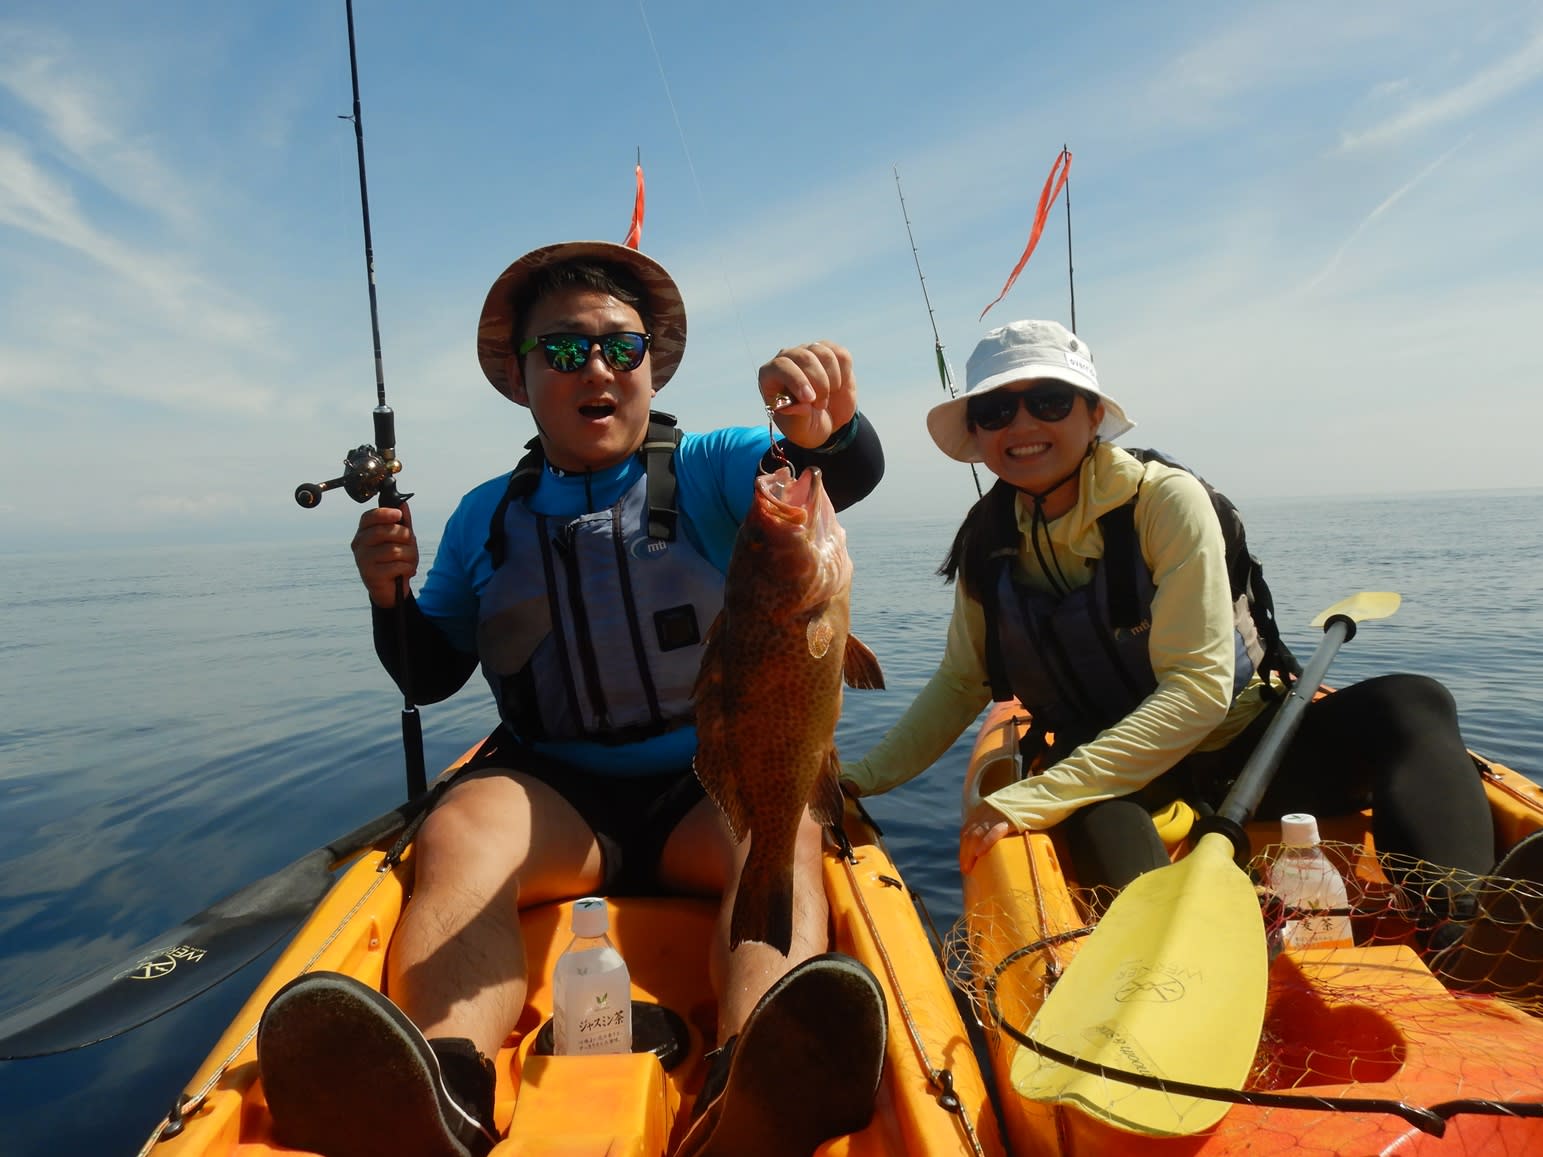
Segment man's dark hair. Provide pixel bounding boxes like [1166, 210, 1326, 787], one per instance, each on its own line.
[511, 261, 653, 346]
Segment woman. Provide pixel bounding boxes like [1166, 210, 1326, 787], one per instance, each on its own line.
[841, 318, 1502, 922]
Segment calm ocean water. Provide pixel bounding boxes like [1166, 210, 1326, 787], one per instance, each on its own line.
[1, 488, 1540, 1154]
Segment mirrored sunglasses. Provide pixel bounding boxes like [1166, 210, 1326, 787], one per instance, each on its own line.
[517, 331, 652, 373]
[966, 383, 1082, 431]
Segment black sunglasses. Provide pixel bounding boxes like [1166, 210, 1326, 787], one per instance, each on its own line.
[517, 331, 652, 373]
[966, 383, 1083, 431]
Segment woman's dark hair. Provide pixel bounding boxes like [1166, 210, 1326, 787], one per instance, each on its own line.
[510, 261, 653, 346]
[939, 478, 1020, 603]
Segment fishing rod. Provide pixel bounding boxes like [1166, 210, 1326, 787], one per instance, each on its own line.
[893, 167, 984, 498]
[294, 0, 427, 798]
[1062, 142, 1076, 332]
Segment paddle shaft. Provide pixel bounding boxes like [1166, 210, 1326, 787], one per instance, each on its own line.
[1193, 612, 1356, 862]
[1220, 613, 1355, 825]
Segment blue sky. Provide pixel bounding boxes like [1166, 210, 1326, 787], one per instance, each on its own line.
[3, 1, 1541, 549]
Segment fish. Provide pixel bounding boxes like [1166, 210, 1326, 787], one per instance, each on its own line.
[693, 464, 885, 954]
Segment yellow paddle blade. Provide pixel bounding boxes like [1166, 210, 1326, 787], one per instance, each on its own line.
[1013, 832, 1268, 1136]
[1310, 591, 1400, 627]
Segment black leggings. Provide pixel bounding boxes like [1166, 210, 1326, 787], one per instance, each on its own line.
[1063, 674, 1496, 892]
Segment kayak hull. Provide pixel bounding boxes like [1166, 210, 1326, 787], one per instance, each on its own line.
[961, 700, 1543, 1157]
[147, 768, 1004, 1157]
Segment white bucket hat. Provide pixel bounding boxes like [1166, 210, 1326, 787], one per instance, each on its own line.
[926, 319, 1135, 463]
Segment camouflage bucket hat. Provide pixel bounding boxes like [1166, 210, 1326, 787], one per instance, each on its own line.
[477, 240, 688, 400]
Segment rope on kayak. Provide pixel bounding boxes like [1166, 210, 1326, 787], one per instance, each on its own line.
[135, 804, 434, 1155]
[947, 836, 1543, 1138]
[974, 919, 1543, 1136]
[1019, 788, 1075, 989]
[135, 855, 404, 1154]
[987, 1010, 1543, 1136]
[840, 826, 990, 1157]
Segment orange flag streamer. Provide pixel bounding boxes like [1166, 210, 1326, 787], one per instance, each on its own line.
[979, 148, 1072, 320]
[624, 162, 645, 249]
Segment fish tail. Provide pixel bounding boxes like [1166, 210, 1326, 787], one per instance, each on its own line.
[730, 850, 795, 957]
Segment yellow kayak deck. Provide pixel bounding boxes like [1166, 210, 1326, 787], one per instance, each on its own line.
[147, 791, 1004, 1157]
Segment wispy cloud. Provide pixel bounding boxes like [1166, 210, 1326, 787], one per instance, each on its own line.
[0, 135, 261, 351]
[1301, 136, 1471, 294]
[1339, 27, 1543, 151]
[1140, 3, 1396, 132]
[0, 24, 192, 224]
[0, 27, 279, 410]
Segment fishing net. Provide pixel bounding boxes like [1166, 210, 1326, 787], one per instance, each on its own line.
[944, 840, 1543, 1147]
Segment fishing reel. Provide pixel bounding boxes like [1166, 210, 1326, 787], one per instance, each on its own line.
[295, 404, 410, 509]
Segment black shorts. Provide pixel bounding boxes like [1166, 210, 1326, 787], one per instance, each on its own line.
[456, 727, 707, 896]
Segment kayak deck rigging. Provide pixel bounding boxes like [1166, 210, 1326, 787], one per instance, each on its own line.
[952, 701, 1543, 1156]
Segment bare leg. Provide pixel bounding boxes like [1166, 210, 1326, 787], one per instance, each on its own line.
[657, 798, 831, 1043]
[386, 770, 605, 1058]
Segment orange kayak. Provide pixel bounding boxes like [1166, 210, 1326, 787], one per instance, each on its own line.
[960, 699, 1543, 1157]
[139, 750, 1005, 1157]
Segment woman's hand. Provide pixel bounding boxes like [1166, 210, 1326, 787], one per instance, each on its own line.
[959, 803, 1014, 874]
[758, 340, 857, 449]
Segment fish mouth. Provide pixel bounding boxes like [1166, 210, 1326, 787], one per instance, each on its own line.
[754, 466, 847, 602]
[757, 466, 824, 527]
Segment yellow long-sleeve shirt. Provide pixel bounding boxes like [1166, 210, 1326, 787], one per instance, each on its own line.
[843, 442, 1273, 830]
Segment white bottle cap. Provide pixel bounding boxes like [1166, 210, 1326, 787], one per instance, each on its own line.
[1280, 813, 1321, 846]
[572, 896, 609, 938]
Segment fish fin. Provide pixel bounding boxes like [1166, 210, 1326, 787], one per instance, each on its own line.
[842, 634, 885, 690]
[692, 610, 753, 841]
[693, 755, 752, 843]
[811, 751, 854, 862]
[810, 749, 846, 832]
[806, 614, 835, 660]
[692, 610, 727, 702]
[730, 848, 795, 955]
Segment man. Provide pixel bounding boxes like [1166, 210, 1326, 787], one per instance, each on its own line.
[256, 240, 887, 1157]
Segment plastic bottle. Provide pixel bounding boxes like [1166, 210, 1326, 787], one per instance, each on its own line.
[552, 896, 633, 1055]
[1264, 813, 1355, 951]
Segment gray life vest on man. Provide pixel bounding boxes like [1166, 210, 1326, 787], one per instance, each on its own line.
[985, 500, 1257, 756]
[476, 414, 724, 746]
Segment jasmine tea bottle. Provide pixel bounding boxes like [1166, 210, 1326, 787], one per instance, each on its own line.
[552, 897, 632, 1055]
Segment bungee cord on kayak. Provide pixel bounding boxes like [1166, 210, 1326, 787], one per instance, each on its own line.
[953, 851, 1543, 1138]
[943, 691, 1543, 1150]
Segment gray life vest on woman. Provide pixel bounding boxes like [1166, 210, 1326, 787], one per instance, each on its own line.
[986, 501, 1256, 755]
[476, 414, 724, 746]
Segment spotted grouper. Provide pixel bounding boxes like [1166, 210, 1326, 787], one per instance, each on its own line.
[692, 464, 884, 954]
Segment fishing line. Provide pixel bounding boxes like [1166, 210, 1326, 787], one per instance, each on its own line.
[636, 0, 758, 385]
